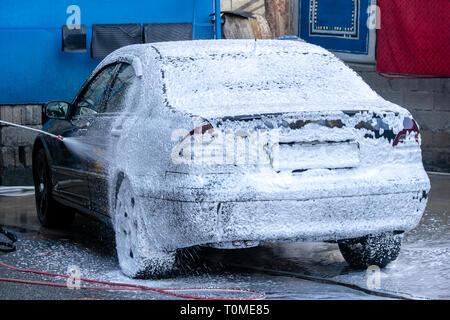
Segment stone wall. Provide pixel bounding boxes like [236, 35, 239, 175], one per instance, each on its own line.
[0, 104, 43, 185]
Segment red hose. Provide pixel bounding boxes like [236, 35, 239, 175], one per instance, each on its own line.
[0, 261, 265, 300]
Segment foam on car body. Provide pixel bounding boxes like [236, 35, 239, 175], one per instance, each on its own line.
[93, 40, 430, 267]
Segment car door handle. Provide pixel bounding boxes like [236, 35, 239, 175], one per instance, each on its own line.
[77, 128, 88, 136]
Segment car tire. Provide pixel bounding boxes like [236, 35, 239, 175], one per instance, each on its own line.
[33, 149, 75, 227]
[113, 177, 175, 279]
[338, 232, 402, 269]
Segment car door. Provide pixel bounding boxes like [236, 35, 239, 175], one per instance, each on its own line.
[52, 64, 119, 211]
[84, 62, 137, 216]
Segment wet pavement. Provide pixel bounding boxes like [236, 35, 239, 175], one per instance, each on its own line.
[0, 173, 448, 300]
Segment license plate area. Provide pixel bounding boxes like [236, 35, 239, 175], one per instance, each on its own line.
[270, 141, 360, 171]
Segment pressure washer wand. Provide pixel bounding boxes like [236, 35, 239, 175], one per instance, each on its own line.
[0, 120, 63, 141]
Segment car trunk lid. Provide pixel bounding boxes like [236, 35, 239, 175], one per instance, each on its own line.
[203, 109, 406, 172]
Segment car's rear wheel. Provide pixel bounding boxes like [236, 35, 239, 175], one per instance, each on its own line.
[33, 149, 75, 227]
[338, 232, 402, 269]
[113, 177, 175, 278]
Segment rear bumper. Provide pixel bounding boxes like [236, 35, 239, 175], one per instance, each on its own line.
[142, 165, 430, 249]
[150, 192, 429, 251]
[164, 164, 430, 202]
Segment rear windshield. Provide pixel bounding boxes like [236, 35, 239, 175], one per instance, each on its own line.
[159, 43, 381, 118]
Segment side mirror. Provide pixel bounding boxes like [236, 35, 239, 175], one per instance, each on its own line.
[45, 101, 70, 120]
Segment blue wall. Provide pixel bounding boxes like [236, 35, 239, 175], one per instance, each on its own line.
[0, 0, 214, 104]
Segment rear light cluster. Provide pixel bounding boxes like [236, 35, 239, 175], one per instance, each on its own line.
[393, 117, 420, 147]
[187, 124, 213, 137]
[177, 123, 218, 164]
[174, 123, 273, 166]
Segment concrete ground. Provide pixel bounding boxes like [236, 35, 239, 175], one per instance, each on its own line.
[0, 173, 448, 300]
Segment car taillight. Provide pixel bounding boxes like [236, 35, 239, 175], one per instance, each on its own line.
[172, 123, 220, 165]
[187, 124, 213, 137]
[393, 117, 420, 147]
[180, 123, 217, 162]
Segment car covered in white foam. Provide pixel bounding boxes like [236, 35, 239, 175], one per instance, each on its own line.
[34, 39, 430, 278]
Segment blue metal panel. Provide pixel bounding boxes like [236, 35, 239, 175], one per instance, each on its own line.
[0, 0, 214, 104]
[214, 0, 221, 39]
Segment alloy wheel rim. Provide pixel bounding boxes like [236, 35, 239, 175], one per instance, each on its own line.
[37, 160, 48, 220]
[115, 183, 140, 269]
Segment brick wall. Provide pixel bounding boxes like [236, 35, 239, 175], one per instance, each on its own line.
[352, 64, 450, 172]
[0, 104, 43, 185]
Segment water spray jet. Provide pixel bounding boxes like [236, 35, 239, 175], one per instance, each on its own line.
[0, 120, 64, 141]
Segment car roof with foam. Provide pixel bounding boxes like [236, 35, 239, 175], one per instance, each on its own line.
[96, 40, 404, 118]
